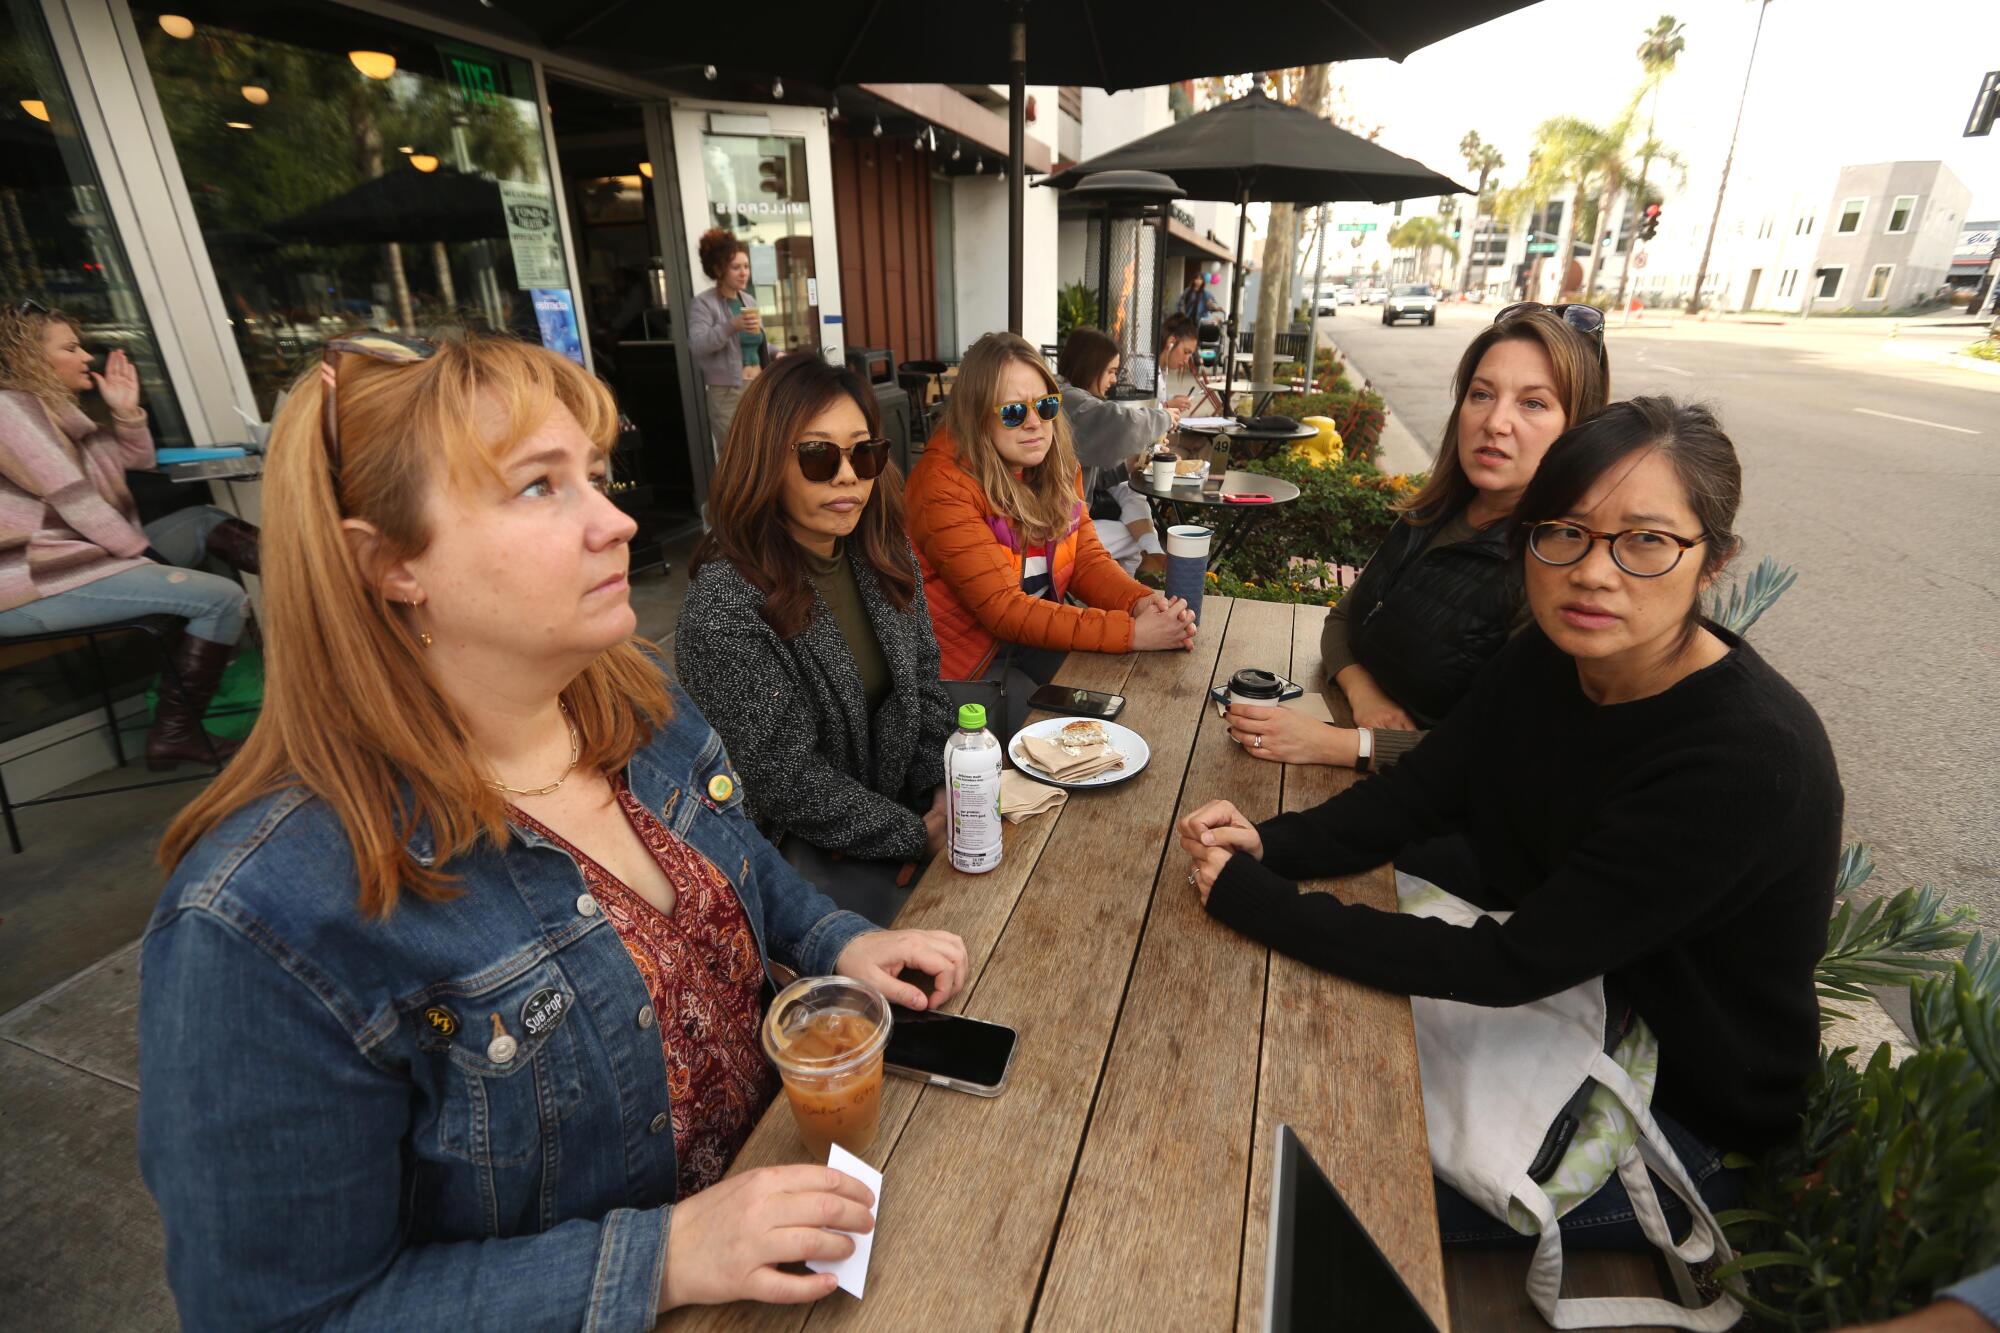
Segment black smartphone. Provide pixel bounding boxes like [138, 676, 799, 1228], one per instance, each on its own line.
[884, 1007, 1018, 1096]
[1201, 475, 1225, 497]
[1026, 684, 1125, 720]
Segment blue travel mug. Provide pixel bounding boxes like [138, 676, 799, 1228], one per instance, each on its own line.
[1164, 524, 1211, 624]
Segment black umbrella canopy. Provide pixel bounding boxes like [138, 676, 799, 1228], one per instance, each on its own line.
[408, 0, 1539, 89]
[1040, 89, 1468, 204]
[269, 168, 507, 246]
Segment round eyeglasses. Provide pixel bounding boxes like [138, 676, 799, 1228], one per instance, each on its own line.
[1527, 521, 1705, 578]
[993, 393, 1061, 430]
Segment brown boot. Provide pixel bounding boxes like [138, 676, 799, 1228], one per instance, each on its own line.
[204, 518, 260, 577]
[146, 634, 244, 770]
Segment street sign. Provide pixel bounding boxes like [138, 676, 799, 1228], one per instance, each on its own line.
[1336, 222, 1377, 232]
[1526, 241, 1557, 255]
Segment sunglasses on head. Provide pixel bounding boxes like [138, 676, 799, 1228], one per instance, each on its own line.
[994, 393, 1061, 430]
[320, 331, 437, 476]
[15, 298, 50, 316]
[793, 437, 892, 483]
[1495, 301, 1606, 345]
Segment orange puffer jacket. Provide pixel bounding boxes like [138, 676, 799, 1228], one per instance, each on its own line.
[905, 426, 1151, 681]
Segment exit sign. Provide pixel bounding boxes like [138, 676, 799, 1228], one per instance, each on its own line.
[449, 56, 499, 108]
[1336, 222, 1377, 232]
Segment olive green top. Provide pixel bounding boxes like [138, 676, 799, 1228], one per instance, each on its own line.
[804, 540, 891, 712]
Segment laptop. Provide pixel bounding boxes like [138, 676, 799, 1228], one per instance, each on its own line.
[1264, 1124, 1442, 1333]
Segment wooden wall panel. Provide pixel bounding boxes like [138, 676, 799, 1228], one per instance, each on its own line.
[830, 124, 937, 364]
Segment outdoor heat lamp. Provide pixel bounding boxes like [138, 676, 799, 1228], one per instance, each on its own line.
[1066, 169, 1185, 398]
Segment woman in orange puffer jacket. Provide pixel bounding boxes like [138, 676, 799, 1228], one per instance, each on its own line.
[905, 331, 1196, 683]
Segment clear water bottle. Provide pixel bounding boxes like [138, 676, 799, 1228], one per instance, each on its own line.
[945, 703, 1003, 875]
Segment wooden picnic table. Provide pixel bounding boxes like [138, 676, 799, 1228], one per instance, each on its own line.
[665, 598, 1447, 1332]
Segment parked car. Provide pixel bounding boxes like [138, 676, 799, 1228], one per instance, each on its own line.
[1360, 286, 1387, 305]
[1383, 283, 1438, 326]
[1314, 297, 1339, 317]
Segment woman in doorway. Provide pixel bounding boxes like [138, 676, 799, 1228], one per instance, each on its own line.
[1223, 305, 1607, 773]
[1054, 326, 1176, 576]
[141, 333, 966, 1328]
[688, 229, 769, 457]
[676, 353, 956, 924]
[0, 301, 259, 767]
[904, 331, 1194, 691]
[1182, 397, 1842, 1247]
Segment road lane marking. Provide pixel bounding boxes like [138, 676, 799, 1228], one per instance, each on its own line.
[1654, 363, 1692, 376]
[1852, 407, 1979, 435]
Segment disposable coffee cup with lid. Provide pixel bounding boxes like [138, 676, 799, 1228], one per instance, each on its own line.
[1227, 668, 1286, 713]
[1149, 451, 1176, 489]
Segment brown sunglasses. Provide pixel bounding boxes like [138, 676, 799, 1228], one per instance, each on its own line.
[793, 437, 891, 482]
[320, 331, 437, 475]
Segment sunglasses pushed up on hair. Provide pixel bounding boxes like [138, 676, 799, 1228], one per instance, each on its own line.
[1495, 301, 1606, 345]
[792, 437, 892, 483]
[993, 392, 1061, 430]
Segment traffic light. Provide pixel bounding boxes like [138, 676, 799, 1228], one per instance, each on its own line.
[1640, 202, 1662, 242]
[758, 156, 787, 197]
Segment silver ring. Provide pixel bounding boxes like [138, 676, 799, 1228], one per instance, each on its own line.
[1252, 735, 1264, 749]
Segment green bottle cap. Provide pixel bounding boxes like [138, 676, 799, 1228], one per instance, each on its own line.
[957, 703, 987, 731]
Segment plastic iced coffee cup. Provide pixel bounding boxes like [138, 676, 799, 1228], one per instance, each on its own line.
[761, 975, 892, 1157]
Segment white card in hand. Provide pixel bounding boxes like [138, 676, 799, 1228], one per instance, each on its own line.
[806, 1144, 881, 1299]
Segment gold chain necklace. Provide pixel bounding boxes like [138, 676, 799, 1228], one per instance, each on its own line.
[485, 702, 580, 798]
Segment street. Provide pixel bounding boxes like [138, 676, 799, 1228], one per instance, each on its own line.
[1317, 304, 2000, 929]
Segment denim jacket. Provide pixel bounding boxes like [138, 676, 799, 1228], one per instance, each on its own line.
[138, 682, 877, 1331]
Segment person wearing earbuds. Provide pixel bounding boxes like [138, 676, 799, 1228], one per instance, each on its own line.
[676, 353, 958, 924]
[1224, 305, 1608, 774]
[1183, 399, 1842, 1249]
[904, 330, 1196, 696]
[141, 333, 967, 1329]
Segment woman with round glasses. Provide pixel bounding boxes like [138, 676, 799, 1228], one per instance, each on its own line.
[676, 354, 958, 922]
[905, 331, 1195, 691]
[1182, 397, 1841, 1248]
[1224, 305, 1605, 777]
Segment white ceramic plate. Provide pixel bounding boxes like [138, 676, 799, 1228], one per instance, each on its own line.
[1008, 717, 1152, 791]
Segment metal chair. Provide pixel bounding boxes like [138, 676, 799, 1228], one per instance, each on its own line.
[0, 615, 233, 854]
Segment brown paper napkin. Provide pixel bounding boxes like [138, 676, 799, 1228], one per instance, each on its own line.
[1017, 733, 1127, 782]
[999, 770, 1068, 823]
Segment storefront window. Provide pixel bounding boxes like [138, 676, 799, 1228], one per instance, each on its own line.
[1, 0, 190, 445]
[700, 132, 818, 355]
[133, 2, 575, 416]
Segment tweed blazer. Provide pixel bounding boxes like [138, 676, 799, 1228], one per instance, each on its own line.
[673, 539, 957, 863]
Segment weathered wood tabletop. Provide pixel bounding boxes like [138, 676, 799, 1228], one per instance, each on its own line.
[666, 598, 1448, 1332]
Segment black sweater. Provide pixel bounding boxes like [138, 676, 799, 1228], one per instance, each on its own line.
[1207, 623, 1842, 1152]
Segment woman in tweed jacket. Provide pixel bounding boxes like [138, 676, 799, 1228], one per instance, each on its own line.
[675, 354, 955, 918]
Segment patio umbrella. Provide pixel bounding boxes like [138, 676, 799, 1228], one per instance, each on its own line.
[1040, 89, 1469, 405]
[396, 0, 1542, 330]
[269, 167, 507, 246]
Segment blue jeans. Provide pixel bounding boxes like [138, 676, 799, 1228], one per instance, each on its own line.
[0, 506, 248, 644]
[1433, 1106, 1746, 1251]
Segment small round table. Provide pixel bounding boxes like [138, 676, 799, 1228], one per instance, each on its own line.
[1133, 469, 1303, 569]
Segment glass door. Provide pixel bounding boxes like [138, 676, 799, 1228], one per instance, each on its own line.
[670, 101, 841, 365]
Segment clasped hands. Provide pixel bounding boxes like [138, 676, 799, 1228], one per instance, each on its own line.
[1176, 799, 1263, 905]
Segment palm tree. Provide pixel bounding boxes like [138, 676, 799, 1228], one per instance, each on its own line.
[1510, 116, 1614, 299]
[1688, 1, 1772, 314]
[1387, 216, 1458, 288]
[1615, 15, 1687, 311]
[1457, 131, 1505, 294]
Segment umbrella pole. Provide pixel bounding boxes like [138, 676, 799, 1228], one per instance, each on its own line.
[1007, 1, 1026, 335]
[1224, 185, 1248, 413]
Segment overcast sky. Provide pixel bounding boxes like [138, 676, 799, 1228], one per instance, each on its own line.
[1326, 0, 2000, 223]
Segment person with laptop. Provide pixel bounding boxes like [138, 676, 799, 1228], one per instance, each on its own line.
[1180, 397, 1843, 1248]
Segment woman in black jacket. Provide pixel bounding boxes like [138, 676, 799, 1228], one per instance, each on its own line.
[1183, 397, 1842, 1246]
[674, 354, 955, 923]
[1225, 305, 1607, 771]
